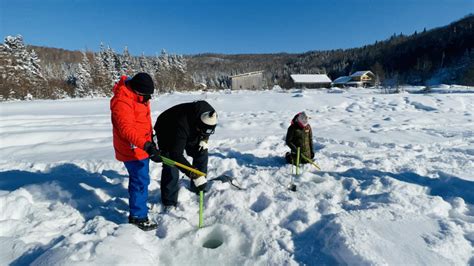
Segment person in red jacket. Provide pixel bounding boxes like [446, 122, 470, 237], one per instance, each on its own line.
[110, 72, 161, 231]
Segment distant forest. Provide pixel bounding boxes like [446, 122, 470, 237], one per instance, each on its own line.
[0, 14, 473, 100]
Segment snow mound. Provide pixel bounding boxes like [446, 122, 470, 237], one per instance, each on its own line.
[320, 208, 471, 265]
[0, 187, 84, 264]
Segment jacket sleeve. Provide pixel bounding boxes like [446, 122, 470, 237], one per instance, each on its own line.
[285, 127, 297, 152]
[111, 98, 149, 150]
[168, 125, 194, 174]
[309, 126, 315, 155]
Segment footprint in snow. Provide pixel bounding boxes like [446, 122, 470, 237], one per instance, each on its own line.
[250, 193, 272, 213]
[155, 216, 168, 238]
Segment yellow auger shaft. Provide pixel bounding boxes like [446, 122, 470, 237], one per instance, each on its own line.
[300, 154, 321, 171]
[160, 155, 206, 176]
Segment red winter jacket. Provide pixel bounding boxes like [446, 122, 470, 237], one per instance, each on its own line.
[110, 76, 152, 162]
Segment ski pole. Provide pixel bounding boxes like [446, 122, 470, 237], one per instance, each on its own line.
[296, 147, 300, 176]
[300, 154, 321, 171]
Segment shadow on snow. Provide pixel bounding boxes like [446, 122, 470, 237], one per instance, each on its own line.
[292, 214, 340, 266]
[0, 163, 136, 223]
[333, 168, 474, 204]
[292, 167, 474, 265]
[0, 164, 144, 265]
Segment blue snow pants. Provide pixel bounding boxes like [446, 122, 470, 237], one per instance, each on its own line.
[124, 158, 150, 219]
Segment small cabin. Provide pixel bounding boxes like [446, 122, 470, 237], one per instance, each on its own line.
[332, 71, 376, 88]
[290, 74, 332, 89]
[347, 71, 376, 87]
[230, 71, 264, 90]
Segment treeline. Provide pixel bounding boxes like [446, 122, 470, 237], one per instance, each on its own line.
[0, 37, 194, 100]
[286, 13, 474, 86]
[0, 14, 473, 100]
[189, 14, 474, 88]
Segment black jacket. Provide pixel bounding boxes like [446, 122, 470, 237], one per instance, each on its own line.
[154, 100, 215, 171]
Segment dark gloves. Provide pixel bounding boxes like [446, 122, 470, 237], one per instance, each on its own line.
[188, 171, 199, 179]
[143, 141, 161, 162]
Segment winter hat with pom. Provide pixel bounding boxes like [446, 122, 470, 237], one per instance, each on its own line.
[128, 73, 155, 95]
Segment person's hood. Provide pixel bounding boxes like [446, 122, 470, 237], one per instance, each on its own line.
[112, 76, 128, 95]
[291, 112, 308, 129]
[192, 100, 215, 120]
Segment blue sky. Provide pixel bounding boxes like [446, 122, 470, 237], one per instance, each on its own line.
[0, 0, 472, 55]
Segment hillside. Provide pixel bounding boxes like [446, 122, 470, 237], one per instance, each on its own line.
[0, 15, 473, 100]
[188, 14, 474, 87]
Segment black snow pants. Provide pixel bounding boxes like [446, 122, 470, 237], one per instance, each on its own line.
[160, 147, 208, 206]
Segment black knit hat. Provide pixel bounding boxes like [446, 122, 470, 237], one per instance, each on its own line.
[129, 73, 155, 95]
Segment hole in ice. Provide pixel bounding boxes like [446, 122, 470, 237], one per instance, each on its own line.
[203, 238, 223, 249]
[202, 230, 224, 249]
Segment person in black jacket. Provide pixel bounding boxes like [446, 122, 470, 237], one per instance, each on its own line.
[154, 100, 217, 208]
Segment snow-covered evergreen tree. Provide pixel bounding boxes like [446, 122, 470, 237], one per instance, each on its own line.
[152, 48, 194, 91]
[138, 52, 150, 73]
[28, 50, 44, 79]
[99, 44, 120, 83]
[74, 51, 93, 97]
[0, 35, 45, 99]
[91, 46, 111, 96]
[120, 46, 133, 76]
[159, 49, 170, 70]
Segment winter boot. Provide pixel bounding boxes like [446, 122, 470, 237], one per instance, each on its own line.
[162, 204, 177, 214]
[128, 216, 158, 231]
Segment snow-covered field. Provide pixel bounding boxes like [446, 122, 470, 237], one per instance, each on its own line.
[1, 87, 473, 265]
